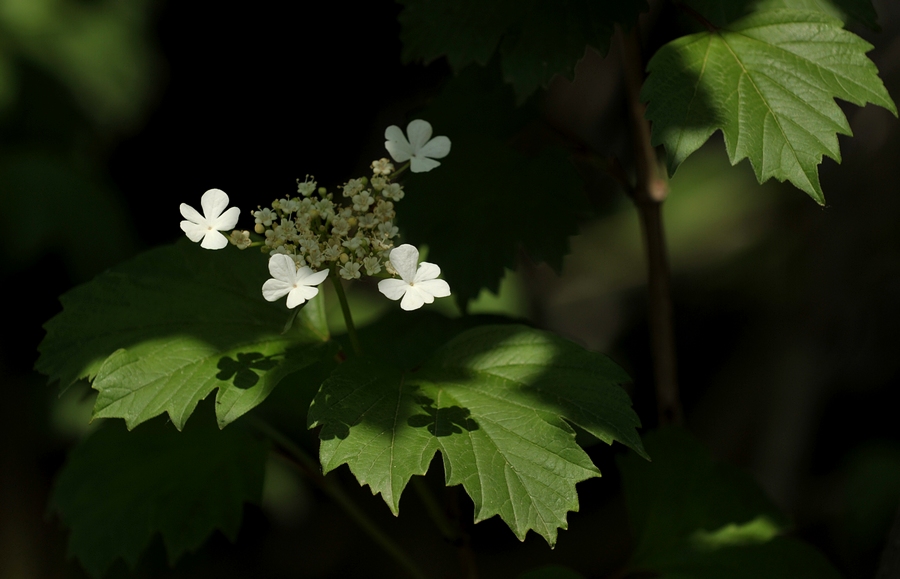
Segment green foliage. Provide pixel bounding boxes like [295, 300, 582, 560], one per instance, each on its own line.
[642, 9, 896, 203]
[684, 0, 879, 28]
[36, 241, 335, 430]
[50, 412, 268, 578]
[401, 65, 588, 307]
[618, 428, 843, 578]
[397, 0, 648, 99]
[308, 324, 646, 545]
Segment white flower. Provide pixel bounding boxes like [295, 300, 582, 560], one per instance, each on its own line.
[180, 189, 241, 250]
[262, 253, 329, 309]
[384, 120, 451, 173]
[378, 244, 450, 311]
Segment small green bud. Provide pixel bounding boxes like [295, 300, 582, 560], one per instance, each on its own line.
[254, 223, 265, 234]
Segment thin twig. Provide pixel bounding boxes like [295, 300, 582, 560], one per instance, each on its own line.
[249, 418, 430, 579]
[619, 25, 683, 426]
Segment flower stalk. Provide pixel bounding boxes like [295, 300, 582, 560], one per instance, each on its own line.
[331, 273, 362, 356]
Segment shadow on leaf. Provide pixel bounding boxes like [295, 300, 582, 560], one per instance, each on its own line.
[407, 394, 478, 437]
[216, 352, 279, 389]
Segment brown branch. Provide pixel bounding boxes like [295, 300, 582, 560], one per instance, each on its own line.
[619, 25, 683, 427]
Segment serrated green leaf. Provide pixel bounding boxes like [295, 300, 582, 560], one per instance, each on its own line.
[400, 65, 588, 308]
[755, 0, 879, 29]
[642, 9, 896, 203]
[308, 324, 646, 546]
[617, 428, 842, 579]
[51, 411, 267, 578]
[37, 241, 335, 430]
[398, 0, 647, 99]
[684, 0, 878, 29]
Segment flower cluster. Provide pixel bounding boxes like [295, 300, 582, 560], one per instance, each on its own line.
[178, 120, 452, 311]
[252, 168, 402, 283]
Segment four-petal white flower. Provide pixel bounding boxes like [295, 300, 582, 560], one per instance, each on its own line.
[180, 189, 241, 250]
[384, 120, 451, 173]
[378, 244, 451, 311]
[262, 254, 329, 308]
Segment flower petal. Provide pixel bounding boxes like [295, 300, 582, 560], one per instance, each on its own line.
[418, 136, 451, 159]
[200, 188, 230, 220]
[286, 286, 318, 309]
[406, 119, 433, 151]
[378, 278, 409, 301]
[213, 206, 241, 230]
[200, 230, 229, 250]
[267, 254, 297, 282]
[262, 279, 293, 302]
[416, 278, 451, 299]
[298, 267, 329, 287]
[414, 261, 441, 283]
[180, 220, 207, 242]
[389, 244, 420, 282]
[410, 156, 442, 173]
[180, 203, 205, 224]
[385, 125, 413, 162]
[400, 286, 428, 311]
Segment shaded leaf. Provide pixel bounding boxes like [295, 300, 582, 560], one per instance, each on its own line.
[401, 65, 588, 308]
[642, 9, 896, 203]
[37, 241, 335, 430]
[398, 0, 647, 99]
[51, 412, 267, 578]
[309, 324, 646, 545]
[618, 428, 842, 578]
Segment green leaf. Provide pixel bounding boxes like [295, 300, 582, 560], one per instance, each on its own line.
[755, 0, 879, 29]
[401, 65, 589, 308]
[398, 0, 647, 99]
[617, 428, 842, 579]
[684, 0, 879, 29]
[50, 411, 268, 578]
[642, 9, 896, 204]
[37, 241, 335, 430]
[308, 324, 646, 546]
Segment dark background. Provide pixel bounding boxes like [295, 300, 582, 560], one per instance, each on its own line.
[2, 1, 900, 577]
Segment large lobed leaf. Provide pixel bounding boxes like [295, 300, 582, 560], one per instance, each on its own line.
[51, 413, 268, 578]
[36, 241, 334, 430]
[618, 428, 843, 578]
[400, 65, 588, 308]
[308, 324, 646, 546]
[642, 9, 896, 204]
[397, 0, 647, 99]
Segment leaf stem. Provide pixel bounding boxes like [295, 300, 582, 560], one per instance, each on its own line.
[330, 274, 362, 356]
[619, 26, 684, 427]
[249, 418, 430, 579]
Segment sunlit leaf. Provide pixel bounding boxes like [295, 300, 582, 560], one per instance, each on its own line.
[36, 241, 335, 430]
[51, 412, 267, 578]
[309, 324, 646, 545]
[642, 9, 896, 203]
